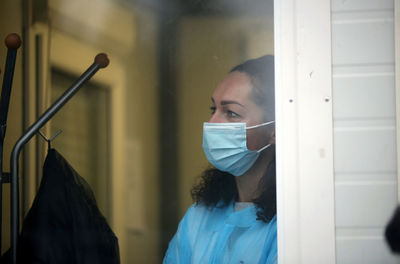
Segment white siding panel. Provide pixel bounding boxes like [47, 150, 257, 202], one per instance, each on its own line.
[335, 183, 397, 227]
[332, 0, 393, 12]
[332, 20, 394, 65]
[335, 172, 397, 182]
[336, 238, 397, 264]
[334, 128, 397, 173]
[332, 0, 397, 262]
[328, 0, 398, 262]
[333, 75, 395, 119]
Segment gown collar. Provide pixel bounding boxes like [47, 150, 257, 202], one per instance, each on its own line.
[226, 203, 258, 228]
[212, 201, 258, 231]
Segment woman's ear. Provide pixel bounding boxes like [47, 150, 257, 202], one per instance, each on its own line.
[268, 129, 276, 145]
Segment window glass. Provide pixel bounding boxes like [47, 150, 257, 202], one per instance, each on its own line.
[48, 0, 274, 262]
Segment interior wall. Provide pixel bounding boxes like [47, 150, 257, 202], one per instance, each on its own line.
[0, 0, 24, 254]
[49, 2, 162, 263]
[48, 0, 133, 262]
[177, 14, 274, 215]
[124, 6, 160, 264]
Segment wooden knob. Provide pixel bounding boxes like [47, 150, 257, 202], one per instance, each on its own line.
[5, 33, 22, 50]
[94, 53, 109, 68]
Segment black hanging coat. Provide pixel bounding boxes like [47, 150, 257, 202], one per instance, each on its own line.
[17, 149, 120, 264]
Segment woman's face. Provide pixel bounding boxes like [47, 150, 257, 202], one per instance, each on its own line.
[209, 71, 275, 151]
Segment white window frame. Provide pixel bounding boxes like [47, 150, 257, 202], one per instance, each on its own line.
[395, 0, 400, 201]
[274, 0, 336, 262]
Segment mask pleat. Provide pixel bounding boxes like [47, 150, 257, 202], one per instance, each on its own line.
[202, 121, 274, 176]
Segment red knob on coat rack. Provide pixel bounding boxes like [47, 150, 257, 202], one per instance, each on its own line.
[5, 33, 22, 50]
[95, 53, 109, 68]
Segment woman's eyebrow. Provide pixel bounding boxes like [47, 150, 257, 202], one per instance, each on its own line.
[221, 100, 244, 107]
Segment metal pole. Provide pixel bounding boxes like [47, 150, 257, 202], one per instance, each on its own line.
[10, 53, 109, 264]
[0, 33, 21, 254]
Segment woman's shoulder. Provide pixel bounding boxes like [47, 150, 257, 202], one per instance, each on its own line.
[184, 202, 230, 218]
[181, 202, 232, 229]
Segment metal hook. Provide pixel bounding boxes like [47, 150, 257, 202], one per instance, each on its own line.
[38, 129, 62, 150]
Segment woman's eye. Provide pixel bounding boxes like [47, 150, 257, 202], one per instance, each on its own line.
[210, 106, 216, 115]
[227, 111, 239, 118]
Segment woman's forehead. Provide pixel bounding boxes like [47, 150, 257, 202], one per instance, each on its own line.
[212, 72, 253, 103]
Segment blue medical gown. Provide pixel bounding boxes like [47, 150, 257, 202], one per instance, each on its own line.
[163, 202, 277, 264]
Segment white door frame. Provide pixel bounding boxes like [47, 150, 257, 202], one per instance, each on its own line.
[274, 0, 336, 262]
[395, 0, 400, 201]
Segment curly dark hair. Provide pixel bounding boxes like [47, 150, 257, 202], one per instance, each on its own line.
[191, 55, 276, 223]
[191, 157, 276, 222]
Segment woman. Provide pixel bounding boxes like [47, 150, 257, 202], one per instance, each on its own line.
[164, 55, 277, 264]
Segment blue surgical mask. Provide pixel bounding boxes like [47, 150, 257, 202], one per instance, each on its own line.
[202, 121, 275, 176]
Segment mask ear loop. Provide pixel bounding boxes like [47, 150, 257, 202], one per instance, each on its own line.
[246, 121, 275, 153]
[246, 120, 275, 130]
[257, 143, 271, 153]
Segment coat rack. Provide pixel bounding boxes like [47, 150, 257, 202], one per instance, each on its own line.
[0, 33, 110, 264]
[0, 33, 22, 257]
